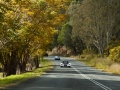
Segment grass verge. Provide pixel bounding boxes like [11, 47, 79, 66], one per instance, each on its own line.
[0, 59, 53, 89]
[77, 55, 120, 75]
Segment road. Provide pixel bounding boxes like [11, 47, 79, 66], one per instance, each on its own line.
[5, 56, 120, 90]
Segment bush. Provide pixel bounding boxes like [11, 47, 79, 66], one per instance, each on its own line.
[109, 46, 120, 62]
[109, 63, 120, 75]
[95, 58, 113, 69]
[80, 55, 85, 59]
[82, 49, 90, 55]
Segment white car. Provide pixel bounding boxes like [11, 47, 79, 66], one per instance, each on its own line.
[54, 56, 60, 60]
[60, 61, 71, 67]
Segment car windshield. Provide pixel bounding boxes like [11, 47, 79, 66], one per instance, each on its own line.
[55, 56, 59, 58]
[62, 61, 69, 64]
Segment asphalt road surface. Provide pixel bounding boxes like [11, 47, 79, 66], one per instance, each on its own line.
[5, 56, 120, 90]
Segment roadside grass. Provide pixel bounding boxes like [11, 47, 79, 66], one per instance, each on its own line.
[108, 63, 120, 75]
[0, 59, 53, 89]
[77, 54, 120, 75]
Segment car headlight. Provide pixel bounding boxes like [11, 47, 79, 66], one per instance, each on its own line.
[60, 63, 63, 65]
[68, 63, 71, 65]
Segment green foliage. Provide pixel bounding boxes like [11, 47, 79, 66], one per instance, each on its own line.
[58, 23, 73, 47]
[57, 23, 85, 54]
[72, 35, 85, 54]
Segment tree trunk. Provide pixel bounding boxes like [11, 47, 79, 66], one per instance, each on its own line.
[4, 51, 17, 76]
[34, 56, 39, 68]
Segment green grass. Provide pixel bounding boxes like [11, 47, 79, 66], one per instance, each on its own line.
[0, 59, 53, 89]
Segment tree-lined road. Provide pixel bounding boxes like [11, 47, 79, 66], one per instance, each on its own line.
[5, 56, 120, 90]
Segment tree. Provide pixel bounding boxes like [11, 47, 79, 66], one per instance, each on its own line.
[0, 0, 70, 76]
[58, 23, 85, 54]
[58, 24, 73, 48]
[67, 0, 120, 56]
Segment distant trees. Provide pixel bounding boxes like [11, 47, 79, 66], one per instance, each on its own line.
[58, 24, 73, 48]
[58, 23, 85, 54]
[65, 0, 120, 56]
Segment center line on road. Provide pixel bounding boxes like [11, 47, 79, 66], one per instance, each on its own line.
[71, 66, 112, 90]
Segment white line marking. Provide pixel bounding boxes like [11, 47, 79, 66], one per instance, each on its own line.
[72, 66, 112, 90]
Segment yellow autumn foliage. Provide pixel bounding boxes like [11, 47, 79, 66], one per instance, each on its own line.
[1, 0, 69, 58]
[109, 46, 120, 62]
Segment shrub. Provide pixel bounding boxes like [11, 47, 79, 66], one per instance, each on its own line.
[109, 63, 120, 75]
[80, 55, 85, 59]
[109, 46, 120, 62]
[82, 49, 89, 55]
[95, 58, 113, 69]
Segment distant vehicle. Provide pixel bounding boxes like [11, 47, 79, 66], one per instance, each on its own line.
[60, 60, 71, 67]
[54, 56, 60, 60]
